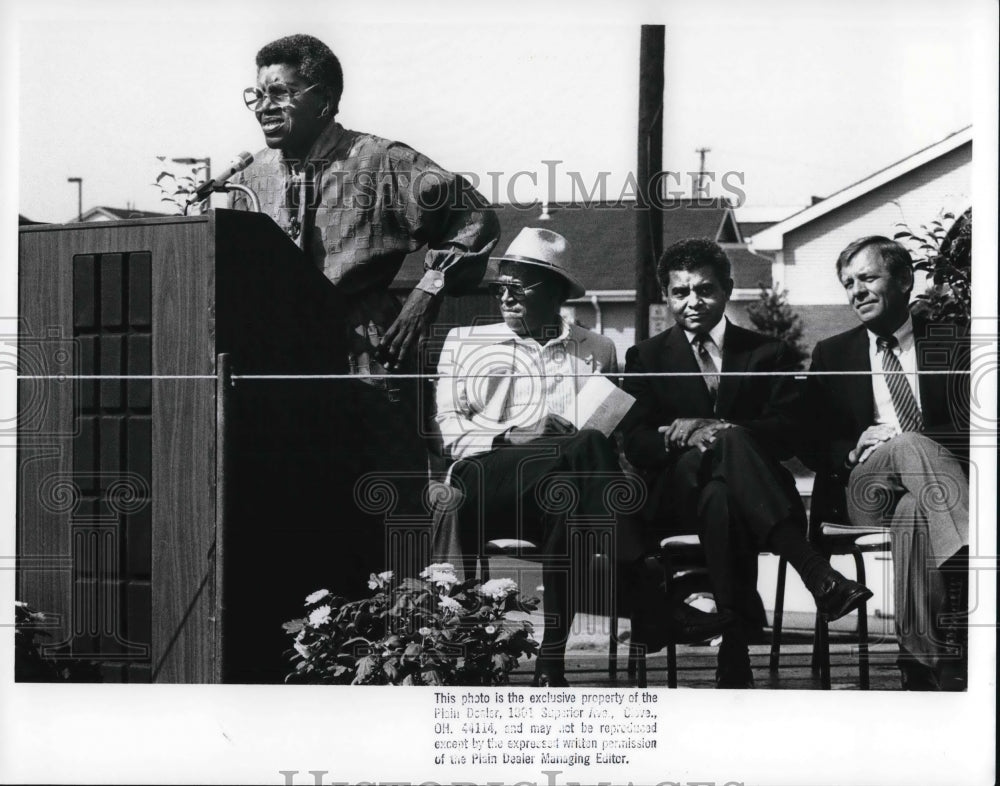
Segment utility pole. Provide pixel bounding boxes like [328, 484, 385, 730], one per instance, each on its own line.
[67, 177, 83, 222]
[694, 146, 711, 198]
[635, 24, 665, 343]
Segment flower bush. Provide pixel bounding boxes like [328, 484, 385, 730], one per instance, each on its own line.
[14, 601, 100, 682]
[283, 564, 540, 685]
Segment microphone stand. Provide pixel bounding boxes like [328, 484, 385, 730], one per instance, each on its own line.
[184, 182, 262, 215]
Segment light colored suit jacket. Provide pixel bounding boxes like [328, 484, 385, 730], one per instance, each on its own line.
[435, 320, 618, 460]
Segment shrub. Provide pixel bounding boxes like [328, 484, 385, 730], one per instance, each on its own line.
[284, 564, 540, 685]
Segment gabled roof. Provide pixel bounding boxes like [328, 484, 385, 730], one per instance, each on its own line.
[74, 206, 171, 222]
[751, 126, 972, 251]
[738, 220, 777, 239]
[394, 198, 748, 292]
[722, 244, 774, 290]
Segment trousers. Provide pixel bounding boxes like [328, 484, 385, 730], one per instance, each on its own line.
[450, 429, 635, 660]
[665, 426, 806, 628]
[846, 432, 969, 669]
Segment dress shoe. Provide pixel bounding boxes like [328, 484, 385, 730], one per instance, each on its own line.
[630, 554, 738, 651]
[633, 602, 738, 652]
[715, 635, 755, 688]
[812, 575, 873, 621]
[899, 662, 940, 691]
[531, 667, 569, 687]
[716, 672, 755, 689]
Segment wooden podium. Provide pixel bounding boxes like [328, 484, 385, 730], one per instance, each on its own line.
[15, 209, 397, 683]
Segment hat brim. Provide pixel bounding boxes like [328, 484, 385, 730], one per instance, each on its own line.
[489, 255, 586, 299]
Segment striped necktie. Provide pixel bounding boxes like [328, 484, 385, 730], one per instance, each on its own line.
[876, 335, 923, 432]
[692, 333, 720, 403]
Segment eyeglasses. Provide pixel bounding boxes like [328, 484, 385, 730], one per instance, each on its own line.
[243, 83, 320, 111]
[487, 281, 544, 301]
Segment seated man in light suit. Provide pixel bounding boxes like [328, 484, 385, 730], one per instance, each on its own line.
[622, 238, 871, 688]
[803, 236, 969, 691]
[435, 228, 732, 686]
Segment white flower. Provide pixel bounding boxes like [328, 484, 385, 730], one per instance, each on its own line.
[367, 570, 394, 590]
[308, 605, 331, 627]
[484, 625, 496, 635]
[420, 563, 456, 579]
[429, 571, 460, 588]
[418, 626, 432, 637]
[438, 596, 462, 614]
[304, 589, 330, 605]
[480, 578, 518, 601]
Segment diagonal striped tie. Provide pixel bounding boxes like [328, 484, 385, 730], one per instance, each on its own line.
[692, 333, 720, 404]
[876, 335, 923, 432]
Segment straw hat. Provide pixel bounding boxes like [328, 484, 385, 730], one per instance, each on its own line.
[491, 227, 585, 299]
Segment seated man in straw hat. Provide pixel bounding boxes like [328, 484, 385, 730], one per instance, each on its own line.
[435, 227, 733, 686]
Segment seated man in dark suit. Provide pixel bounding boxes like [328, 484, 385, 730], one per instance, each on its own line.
[435, 228, 732, 686]
[622, 238, 871, 688]
[803, 236, 969, 691]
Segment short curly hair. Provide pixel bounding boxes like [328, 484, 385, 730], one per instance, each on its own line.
[256, 34, 344, 115]
[656, 237, 732, 291]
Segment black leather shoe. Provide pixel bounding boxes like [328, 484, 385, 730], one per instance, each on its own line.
[531, 668, 569, 687]
[813, 576, 873, 621]
[630, 555, 738, 651]
[716, 636, 755, 688]
[633, 602, 738, 651]
[899, 662, 940, 691]
[716, 672, 755, 689]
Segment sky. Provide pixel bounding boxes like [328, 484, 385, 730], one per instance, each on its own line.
[1, 1, 998, 784]
[11, 0, 984, 224]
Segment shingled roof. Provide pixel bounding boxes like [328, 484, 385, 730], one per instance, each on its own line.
[393, 197, 769, 292]
[74, 206, 171, 222]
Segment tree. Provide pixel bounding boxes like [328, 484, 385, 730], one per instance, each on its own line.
[746, 285, 809, 370]
[894, 207, 971, 325]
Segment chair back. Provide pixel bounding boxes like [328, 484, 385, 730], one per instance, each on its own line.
[807, 470, 849, 542]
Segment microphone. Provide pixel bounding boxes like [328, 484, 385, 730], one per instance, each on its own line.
[189, 152, 254, 201]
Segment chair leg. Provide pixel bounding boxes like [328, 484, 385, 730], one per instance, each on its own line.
[769, 556, 788, 671]
[814, 614, 831, 689]
[666, 643, 678, 689]
[853, 548, 870, 690]
[629, 643, 647, 688]
[608, 606, 618, 680]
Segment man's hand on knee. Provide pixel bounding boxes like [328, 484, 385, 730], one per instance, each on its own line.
[659, 418, 724, 452]
[849, 423, 899, 466]
[689, 420, 733, 453]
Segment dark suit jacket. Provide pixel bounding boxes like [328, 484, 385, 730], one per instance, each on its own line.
[801, 316, 970, 481]
[622, 322, 799, 472]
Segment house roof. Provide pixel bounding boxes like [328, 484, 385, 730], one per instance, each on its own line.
[393, 198, 759, 292]
[751, 126, 973, 251]
[722, 244, 774, 290]
[738, 220, 777, 239]
[74, 206, 171, 222]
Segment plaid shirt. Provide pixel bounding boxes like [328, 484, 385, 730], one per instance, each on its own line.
[230, 121, 499, 300]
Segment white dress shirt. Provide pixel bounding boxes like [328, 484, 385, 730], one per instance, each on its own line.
[435, 319, 614, 460]
[867, 314, 922, 430]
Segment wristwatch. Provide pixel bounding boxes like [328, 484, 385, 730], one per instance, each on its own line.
[415, 269, 446, 296]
